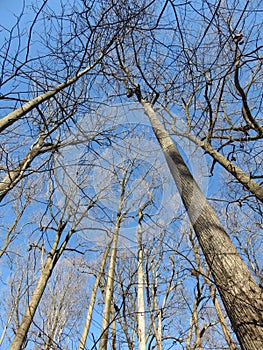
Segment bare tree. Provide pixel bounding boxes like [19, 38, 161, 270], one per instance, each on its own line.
[10, 200, 95, 350]
[102, 1, 263, 348]
[78, 244, 112, 350]
[34, 258, 88, 349]
[139, 95, 263, 350]
[1, 1, 263, 349]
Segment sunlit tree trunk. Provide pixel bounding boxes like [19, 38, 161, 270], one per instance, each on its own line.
[189, 231, 237, 350]
[78, 244, 112, 350]
[10, 197, 95, 350]
[172, 131, 263, 203]
[145, 258, 162, 350]
[140, 98, 263, 350]
[99, 165, 129, 350]
[208, 281, 237, 350]
[99, 219, 121, 350]
[186, 260, 204, 350]
[10, 224, 73, 350]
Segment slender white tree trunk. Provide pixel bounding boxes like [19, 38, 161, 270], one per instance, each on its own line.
[78, 244, 112, 350]
[99, 164, 129, 350]
[150, 264, 162, 350]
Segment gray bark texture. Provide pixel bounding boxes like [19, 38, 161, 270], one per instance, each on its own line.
[141, 99, 263, 350]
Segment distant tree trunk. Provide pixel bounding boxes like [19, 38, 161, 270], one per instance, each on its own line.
[145, 256, 163, 350]
[208, 279, 238, 350]
[10, 226, 74, 350]
[111, 304, 117, 350]
[99, 219, 121, 350]
[137, 209, 146, 350]
[186, 275, 204, 350]
[78, 244, 112, 350]
[99, 164, 129, 350]
[140, 98, 263, 350]
[150, 264, 162, 350]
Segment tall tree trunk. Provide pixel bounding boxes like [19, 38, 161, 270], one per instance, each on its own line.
[140, 98, 263, 350]
[137, 210, 146, 350]
[190, 231, 237, 350]
[111, 304, 117, 350]
[99, 164, 129, 350]
[99, 219, 121, 350]
[10, 226, 74, 350]
[208, 278, 237, 350]
[150, 264, 162, 350]
[186, 268, 204, 350]
[78, 243, 112, 350]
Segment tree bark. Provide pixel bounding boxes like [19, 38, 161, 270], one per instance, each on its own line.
[173, 131, 263, 203]
[190, 232, 237, 350]
[140, 99, 263, 350]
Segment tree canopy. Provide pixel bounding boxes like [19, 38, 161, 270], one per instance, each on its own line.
[0, 1, 263, 349]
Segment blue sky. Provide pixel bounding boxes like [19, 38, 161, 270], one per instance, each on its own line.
[0, 0, 22, 25]
[1, 1, 262, 349]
